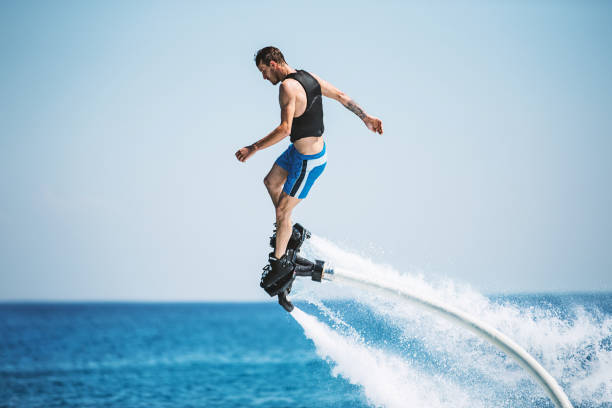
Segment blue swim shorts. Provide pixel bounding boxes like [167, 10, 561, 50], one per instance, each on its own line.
[275, 143, 327, 199]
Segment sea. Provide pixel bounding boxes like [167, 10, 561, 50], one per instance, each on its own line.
[1, 301, 363, 408]
[2, 238, 611, 408]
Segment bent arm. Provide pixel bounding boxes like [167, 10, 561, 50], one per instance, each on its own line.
[252, 83, 296, 151]
[235, 83, 296, 162]
[310, 72, 383, 134]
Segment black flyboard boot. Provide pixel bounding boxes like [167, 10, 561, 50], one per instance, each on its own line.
[261, 223, 327, 312]
[262, 222, 309, 298]
[269, 223, 311, 253]
[260, 252, 295, 297]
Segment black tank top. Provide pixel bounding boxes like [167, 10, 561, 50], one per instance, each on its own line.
[284, 70, 324, 143]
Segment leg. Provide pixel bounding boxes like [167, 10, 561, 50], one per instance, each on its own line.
[274, 192, 301, 258]
[264, 163, 288, 208]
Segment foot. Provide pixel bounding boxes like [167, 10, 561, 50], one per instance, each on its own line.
[260, 252, 296, 296]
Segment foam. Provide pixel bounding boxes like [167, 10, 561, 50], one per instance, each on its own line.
[291, 235, 611, 407]
[291, 307, 485, 408]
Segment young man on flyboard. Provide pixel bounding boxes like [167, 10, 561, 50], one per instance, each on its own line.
[235, 46, 383, 310]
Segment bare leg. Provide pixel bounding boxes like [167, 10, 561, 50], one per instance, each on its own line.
[264, 164, 288, 207]
[274, 192, 301, 258]
[264, 163, 302, 257]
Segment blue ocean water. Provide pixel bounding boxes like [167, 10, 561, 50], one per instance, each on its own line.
[1, 295, 611, 408]
[0, 302, 366, 408]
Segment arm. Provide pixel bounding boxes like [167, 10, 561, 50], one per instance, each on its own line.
[310, 72, 383, 134]
[235, 82, 296, 162]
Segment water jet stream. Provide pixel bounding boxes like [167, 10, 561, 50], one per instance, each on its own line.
[319, 265, 574, 408]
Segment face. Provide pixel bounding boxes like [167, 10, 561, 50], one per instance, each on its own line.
[257, 61, 281, 85]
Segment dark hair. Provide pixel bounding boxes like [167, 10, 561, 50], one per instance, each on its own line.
[254, 46, 286, 66]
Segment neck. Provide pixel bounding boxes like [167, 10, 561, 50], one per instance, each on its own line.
[279, 64, 296, 81]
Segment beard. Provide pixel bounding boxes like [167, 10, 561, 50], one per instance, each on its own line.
[269, 69, 284, 85]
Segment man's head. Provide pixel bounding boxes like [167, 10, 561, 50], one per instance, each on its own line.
[255, 46, 288, 85]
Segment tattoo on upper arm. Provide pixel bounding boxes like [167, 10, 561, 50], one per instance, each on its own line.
[345, 100, 366, 120]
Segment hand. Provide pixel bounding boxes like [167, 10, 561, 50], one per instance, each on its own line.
[235, 145, 257, 162]
[364, 115, 383, 135]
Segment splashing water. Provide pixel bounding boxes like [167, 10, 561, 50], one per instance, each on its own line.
[289, 235, 612, 408]
[290, 307, 485, 408]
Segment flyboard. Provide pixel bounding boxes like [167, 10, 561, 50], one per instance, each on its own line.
[260, 223, 332, 312]
[259, 226, 573, 408]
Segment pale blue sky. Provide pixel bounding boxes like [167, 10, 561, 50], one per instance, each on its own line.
[1, 1, 611, 301]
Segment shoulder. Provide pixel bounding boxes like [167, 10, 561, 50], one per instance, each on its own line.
[305, 71, 327, 91]
[307, 71, 321, 83]
[308, 72, 328, 91]
[305, 71, 325, 89]
[279, 78, 301, 98]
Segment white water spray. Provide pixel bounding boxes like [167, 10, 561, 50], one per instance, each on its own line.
[329, 266, 573, 408]
[288, 236, 611, 407]
[290, 306, 485, 408]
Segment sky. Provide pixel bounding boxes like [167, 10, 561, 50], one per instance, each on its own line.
[1, 1, 611, 301]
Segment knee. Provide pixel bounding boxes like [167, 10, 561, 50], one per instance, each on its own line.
[264, 175, 279, 190]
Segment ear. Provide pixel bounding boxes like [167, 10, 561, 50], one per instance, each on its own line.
[269, 61, 278, 70]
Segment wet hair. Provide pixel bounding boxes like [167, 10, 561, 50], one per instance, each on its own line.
[254, 46, 287, 66]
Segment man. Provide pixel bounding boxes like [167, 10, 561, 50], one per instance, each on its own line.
[235, 46, 383, 278]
